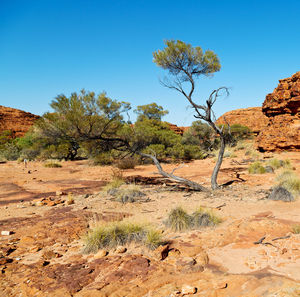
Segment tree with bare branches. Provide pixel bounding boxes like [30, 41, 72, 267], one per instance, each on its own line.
[153, 40, 229, 190]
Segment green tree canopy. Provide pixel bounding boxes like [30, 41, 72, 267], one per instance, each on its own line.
[134, 103, 169, 121]
[34, 90, 131, 159]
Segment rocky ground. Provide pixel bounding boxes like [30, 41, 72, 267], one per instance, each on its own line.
[0, 147, 300, 296]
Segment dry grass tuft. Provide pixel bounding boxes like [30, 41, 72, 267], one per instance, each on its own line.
[276, 170, 300, 197]
[165, 206, 222, 231]
[248, 161, 266, 174]
[83, 221, 163, 253]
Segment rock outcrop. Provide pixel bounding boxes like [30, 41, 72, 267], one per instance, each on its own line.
[0, 105, 40, 137]
[216, 107, 268, 134]
[166, 123, 189, 135]
[257, 72, 300, 151]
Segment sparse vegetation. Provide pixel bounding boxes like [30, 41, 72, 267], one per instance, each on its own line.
[83, 221, 163, 253]
[267, 158, 293, 170]
[192, 207, 222, 227]
[292, 225, 300, 234]
[165, 206, 222, 231]
[44, 160, 62, 168]
[114, 185, 146, 203]
[165, 207, 192, 231]
[248, 161, 266, 174]
[275, 170, 300, 197]
[66, 193, 74, 205]
[115, 157, 138, 169]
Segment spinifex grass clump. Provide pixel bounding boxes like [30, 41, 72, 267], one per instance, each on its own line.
[114, 185, 145, 203]
[248, 161, 266, 174]
[276, 170, 300, 197]
[83, 221, 163, 253]
[165, 207, 192, 231]
[192, 207, 222, 227]
[267, 158, 292, 170]
[102, 168, 125, 193]
[44, 160, 62, 168]
[165, 206, 222, 231]
[292, 225, 300, 234]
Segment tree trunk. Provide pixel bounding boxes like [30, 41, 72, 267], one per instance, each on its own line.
[211, 135, 225, 190]
[139, 152, 208, 192]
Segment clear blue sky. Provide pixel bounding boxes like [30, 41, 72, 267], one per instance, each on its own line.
[1, 0, 299, 125]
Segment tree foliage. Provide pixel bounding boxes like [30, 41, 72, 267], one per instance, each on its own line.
[134, 102, 169, 121]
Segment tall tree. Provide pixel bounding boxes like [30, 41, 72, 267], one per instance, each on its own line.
[153, 40, 229, 190]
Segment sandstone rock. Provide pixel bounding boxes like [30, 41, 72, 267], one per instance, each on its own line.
[181, 285, 197, 295]
[154, 244, 170, 260]
[0, 105, 40, 137]
[1, 231, 13, 236]
[116, 246, 127, 253]
[257, 71, 300, 151]
[216, 107, 269, 134]
[94, 250, 108, 258]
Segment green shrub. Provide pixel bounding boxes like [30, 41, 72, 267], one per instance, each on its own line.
[276, 170, 300, 197]
[0, 143, 20, 161]
[93, 152, 113, 165]
[44, 161, 62, 168]
[165, 207, 192, 231]
[292, 225, 300, 234]
[248, 161, 266, 174]
[142, 144, 166, 159]
[83, 221, 163, 253]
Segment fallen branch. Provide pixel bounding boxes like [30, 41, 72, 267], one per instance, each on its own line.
[215, 203, 226, 210]
[272, 235, 291, 241]
[138, 152, 208, 192]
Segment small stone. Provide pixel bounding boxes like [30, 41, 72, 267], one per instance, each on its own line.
[181, 285, 197, 295]
[116, 246, 127, 253]
[216, 282, 228, 289]
[16, 257, 21, 261]
[1, 231, 13, 236]
[94, 250, 108, 258]
[154, 244, 170, 260]
[281, 248, 288, 254]
[82, 206, 88, 210]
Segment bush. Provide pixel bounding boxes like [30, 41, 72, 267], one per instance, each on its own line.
[248, 161, 266, 174]
[83, 221, 163, 253]
[0, 143, 20, 160]
[275, 170, 300, 197]
[44, 161, 62, 168]
[93, 152, 114, 165]
[142, 144, 166, 160]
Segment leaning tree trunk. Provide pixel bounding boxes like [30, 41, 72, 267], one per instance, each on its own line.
[139, 152, 208, 191]
[211, 135, 226, 190]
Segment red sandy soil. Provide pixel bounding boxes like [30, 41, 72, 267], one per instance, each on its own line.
[0, 146, 300, 296]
